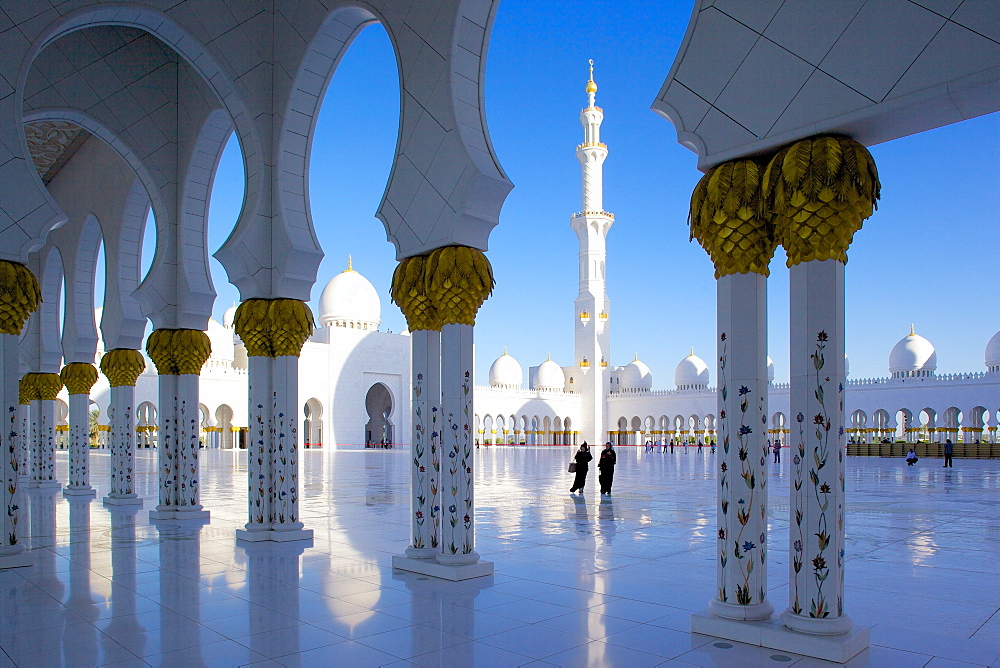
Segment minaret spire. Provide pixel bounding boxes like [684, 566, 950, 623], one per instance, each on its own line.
[572, 59, 612, 445]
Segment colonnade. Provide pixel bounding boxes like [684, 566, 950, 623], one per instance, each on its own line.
[688, 135, 879, 659]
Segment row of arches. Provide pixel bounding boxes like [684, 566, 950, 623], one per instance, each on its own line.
[848, 405, 1000, 444]
[474, 414, 577, 446]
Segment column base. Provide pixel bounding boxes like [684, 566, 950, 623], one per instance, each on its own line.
[26, 480, 61, 490]
[404, 546, 438, 559]
[709, 597, 774, 621]
[63, 486, 96, 497]
[691, 610, 869, 663]
[0, 550, 32, 569]
[392, 555, 494, 581]
[149, 507, 211, 522]
[236, 527, 314, 543]
[780, 609, 855, 636]
[103, 495, 143, 506]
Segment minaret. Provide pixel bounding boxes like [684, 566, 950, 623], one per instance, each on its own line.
[571, 60, 613, 445]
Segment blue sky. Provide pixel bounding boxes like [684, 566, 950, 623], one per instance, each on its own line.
[137, 0, 998, 386]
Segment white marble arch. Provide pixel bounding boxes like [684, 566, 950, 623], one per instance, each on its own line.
[55, 213, 102, 365]
[22, 23, 229, 329]
[2, 4, 256, 266]
[41, 132, 150, 352]
[20, 244, 64, 375]
[133, 108, 232, 330]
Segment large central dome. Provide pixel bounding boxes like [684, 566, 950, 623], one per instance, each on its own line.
[317, 257, 381, 330]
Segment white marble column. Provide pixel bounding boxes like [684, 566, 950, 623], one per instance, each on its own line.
[29, 392, 61, 490]
[782, 259, 852, 634]
[151, 375, 209, 520]
[64, 393, 95, 495]
[237, 355, 310, 542]
[438, 323, 477, 565]
[17, 397, 28, 480]
[406, 329, 441, 558]
[710, 272, 772, 620]
[0, 335, 29, 567]
[105, 384, 139, 505]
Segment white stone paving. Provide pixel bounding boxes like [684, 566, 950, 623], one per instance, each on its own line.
[1, 447, 998, 667]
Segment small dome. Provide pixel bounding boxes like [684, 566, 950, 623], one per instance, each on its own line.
[318, 257, 381, 330]
[675, 349, 708, 390]
[986, 331, 1000, 372]
[767, 356, 775, 383]
[223, 304, 238, 328]
[206, 319, 233, 362]
[844, 354, 850, 378]
[622, 354, 653, 391]
[489, 350, 522, 388]
[535, 356, 565, 391]
[889, 325, 936, 378]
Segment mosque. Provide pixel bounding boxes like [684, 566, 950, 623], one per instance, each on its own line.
[74, 69, 999, 455]
[1, 2, 998, 664]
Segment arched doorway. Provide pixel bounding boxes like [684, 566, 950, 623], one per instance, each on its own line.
[365, 383, 393, 448]
[303, 398, 323, 448]
[216, 405, 234, 449]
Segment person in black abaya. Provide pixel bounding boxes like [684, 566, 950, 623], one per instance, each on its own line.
[598, 441, 617, 496]
[569, 442, 593, 494]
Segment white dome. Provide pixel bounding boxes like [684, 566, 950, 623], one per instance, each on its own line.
[318, 258, 381, 330]
[206, 319, 233, 361]
[889, 326, 936, 378]
[489, 350, 522, 387]
[674, 349, 708, 389]
[222, 304, 238, 328]
[534, 357, 565, 390]
[767, 356, 775, 383]
[621, 355, 653, 391]
[986, 331, 1000, 371]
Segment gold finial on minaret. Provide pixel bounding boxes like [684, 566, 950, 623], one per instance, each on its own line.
[586, 59, 597, 95]
[910, 323, 915, 336]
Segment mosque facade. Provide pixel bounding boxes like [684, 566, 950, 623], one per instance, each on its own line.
[77, 71, 999, 453]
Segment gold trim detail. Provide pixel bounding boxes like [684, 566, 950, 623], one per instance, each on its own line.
[690, 158, 776, 278]
[99, 349, 146, 387]
[146, 329, 212, 374]
[0, 261, 41, 335]
[391, 255, 440, 332]
[764, 135, 880, 267]
[60, 363, 98, 395]
[425, 246, 494, 326]
[233, 299, 315, 358]
[21, 372, 63, 401]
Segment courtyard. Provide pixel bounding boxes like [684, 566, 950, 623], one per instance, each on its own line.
[1, 448, 998, 667]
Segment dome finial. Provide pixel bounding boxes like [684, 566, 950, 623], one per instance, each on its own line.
[547, 352, 551, 361]
[586, 59, 597, 98]
[503, 346, 507, 356]
[346, 255, 353, 272]
[689, 346, 694, 356]
[910, 323, 915, 336]
[633, 352, 638, 362]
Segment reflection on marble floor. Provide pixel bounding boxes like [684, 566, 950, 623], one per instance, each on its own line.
[1, 448, 999, 667]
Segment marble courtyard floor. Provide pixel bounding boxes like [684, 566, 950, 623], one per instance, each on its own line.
[2, 447, 999, 667]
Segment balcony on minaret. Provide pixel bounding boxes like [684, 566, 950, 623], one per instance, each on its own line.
[580, 358, 590, 368]
[571, 211, 614, 221]
[599, 311, 608, 320]
[576, 141, 607, 151]
[579, 310, 590, 323]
